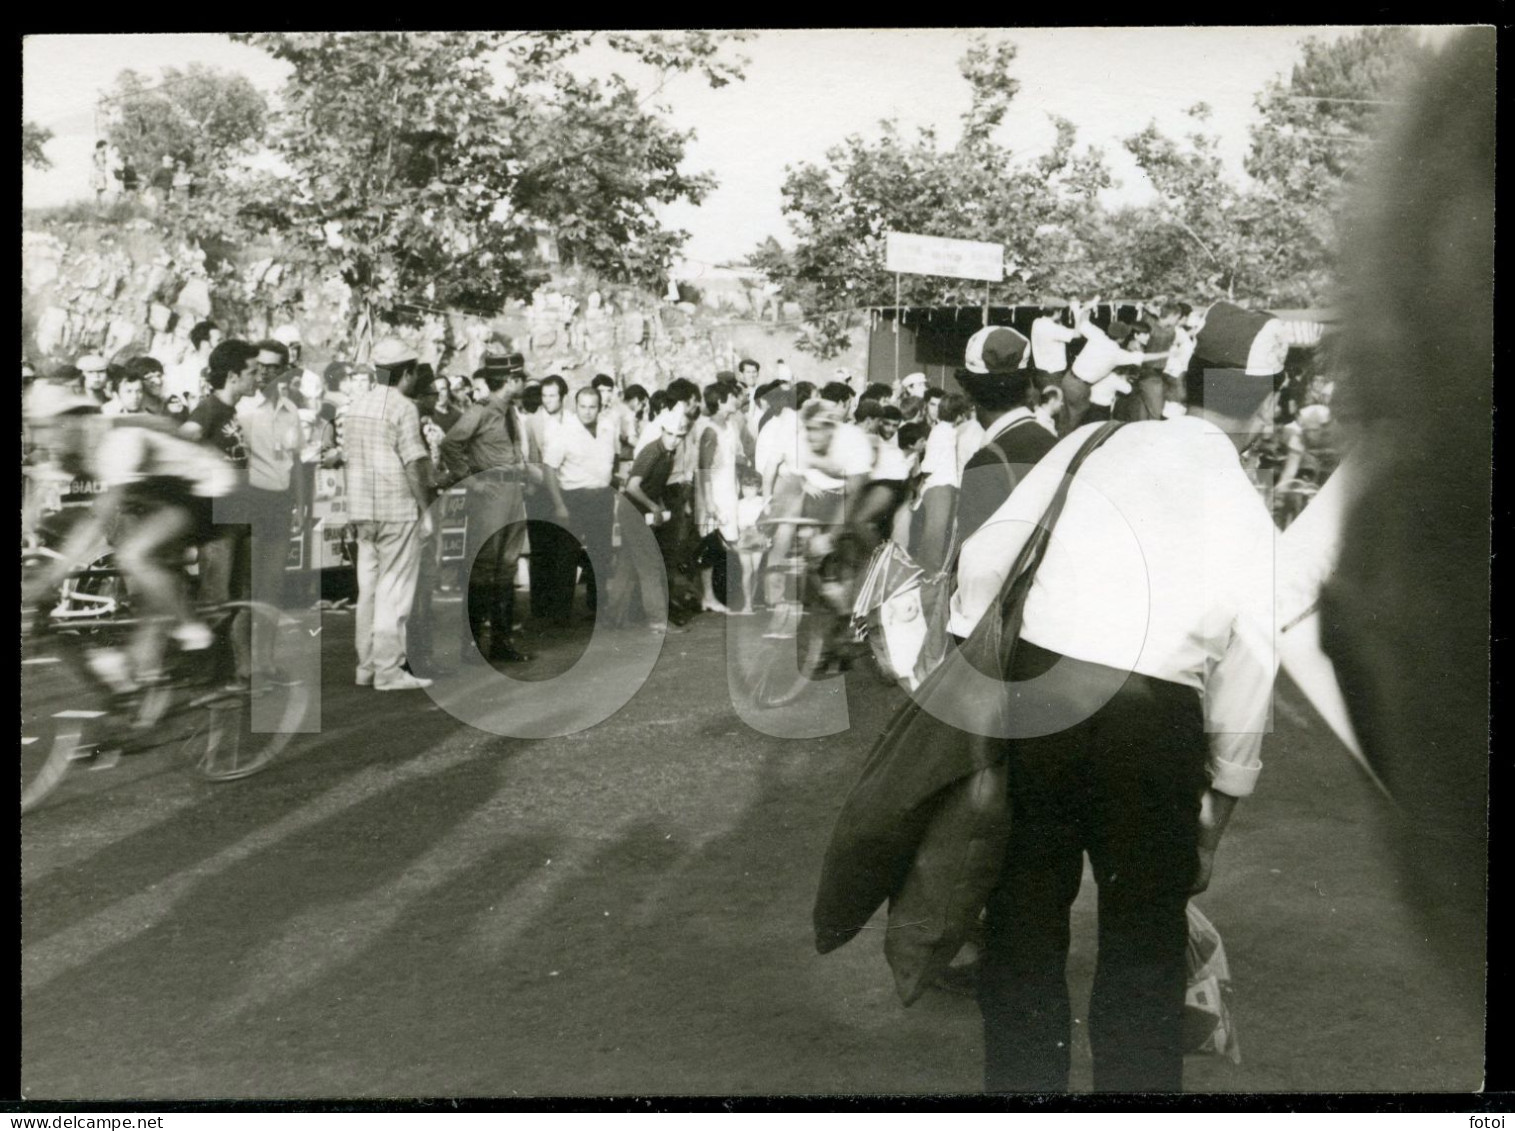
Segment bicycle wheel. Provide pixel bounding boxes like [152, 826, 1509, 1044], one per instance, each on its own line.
[178, 600, 312, 782]
[744, 566, 833, 709]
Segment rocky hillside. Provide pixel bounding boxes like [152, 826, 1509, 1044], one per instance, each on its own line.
[22, 213, 866, 387]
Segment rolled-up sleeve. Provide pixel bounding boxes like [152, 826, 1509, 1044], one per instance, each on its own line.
[1203, 519, 1279, 797]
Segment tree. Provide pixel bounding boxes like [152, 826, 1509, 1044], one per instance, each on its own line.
[229, 31, 748, 344]
[1122, 29, 1434, 308]
[1244, 26, 1432, 297]
[751, 37, 1111, 357]
[23, 120, 52, 169]
[103, 63, 267, 177]
[1121, 103, 1279, 303]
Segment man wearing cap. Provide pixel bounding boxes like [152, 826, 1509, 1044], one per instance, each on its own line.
[439, 358, 531, 665]
[78, 354, 111, 408]
[956, 327, 1061, 544]
[951, 317, 1283, 1093]
[345, 338, 438, 691]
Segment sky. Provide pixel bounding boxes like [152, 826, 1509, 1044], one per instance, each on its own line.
[22, 28, 1447, 270]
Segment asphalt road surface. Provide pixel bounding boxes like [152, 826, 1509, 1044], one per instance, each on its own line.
[20, 597, 1486, 1099]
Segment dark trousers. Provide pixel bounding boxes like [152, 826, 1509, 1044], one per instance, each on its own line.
[527, 513, 577, 624]
[980, 641, 1206, 1094]
[563, 487, 614, 612]
[662, 482, 700, 618]
[463, 481, 526, 655]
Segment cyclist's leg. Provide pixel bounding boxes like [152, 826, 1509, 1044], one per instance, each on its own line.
[764, 473, 805, 606]
[113, 502, 196, 681]
[198, 523, 253, 680]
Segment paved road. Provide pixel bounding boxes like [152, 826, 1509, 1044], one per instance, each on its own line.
[20, 599, 1485, 1099]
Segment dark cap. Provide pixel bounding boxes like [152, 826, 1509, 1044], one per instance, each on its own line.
[956, 368, 1033, 411]
[483, 350, 526, 377]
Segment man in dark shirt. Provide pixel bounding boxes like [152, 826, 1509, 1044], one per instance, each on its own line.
[957, 331, 1060, 544]
[439, 361, 530, 664]
[184, 339, 260, 683]
[612, 406, 690, 633]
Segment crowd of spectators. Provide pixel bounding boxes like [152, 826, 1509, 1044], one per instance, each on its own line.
[21, 298, 1337, 691]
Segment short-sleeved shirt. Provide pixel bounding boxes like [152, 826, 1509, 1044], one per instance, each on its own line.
[343, 386, 428, 523]
[187, 396, 249, 471]
[544, 414, 616, 491]
[627, 440, 677, 514]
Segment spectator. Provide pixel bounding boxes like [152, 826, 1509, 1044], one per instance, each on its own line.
[439, 361, 531, 665]
[428, 375, 463, 436]
[78, 354, 111, 408]
[610, 405, 692, 634]
[185, 339, 261, 686]
[345, 338, 438, 691]
[102, 370, 150, 416]
[732, 469, 767, 616]
[694, 381, 742, 614]
[541, 385, 617, 618]
[951, 347, 1282, 1095]
[1029, 302, 1090, 393]
[116, 158, 140, 196]
[147, 154, 176, 205]
[956, 327, 1058, 544]
[913, 392, 969, 573]
[91, 141, 110, 204]
[1066, 309, 1169, 430]
[167, 320, 221, 407]
[526, 375, 575, 625]
[239, 341, 309, 679]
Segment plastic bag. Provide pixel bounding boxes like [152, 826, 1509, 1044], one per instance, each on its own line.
[852, 540, 950, 690]
[1184, 902, 1241, 1064]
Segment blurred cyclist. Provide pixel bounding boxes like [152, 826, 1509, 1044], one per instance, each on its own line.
[25, 382, 238, 691]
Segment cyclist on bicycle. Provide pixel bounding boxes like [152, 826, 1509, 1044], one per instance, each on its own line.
[24, 382, 238, 692]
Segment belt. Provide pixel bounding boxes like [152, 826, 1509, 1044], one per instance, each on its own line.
[469, 467, 525, 483]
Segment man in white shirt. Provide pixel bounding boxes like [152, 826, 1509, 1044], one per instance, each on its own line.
[953, 358, 1280, 1094]
[1029, 303, 1085, 392]
[1065, 311, 1169, 430]
[542, 386, 618, 617]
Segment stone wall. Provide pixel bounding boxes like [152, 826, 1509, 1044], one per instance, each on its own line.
[22, 217, 866, 391]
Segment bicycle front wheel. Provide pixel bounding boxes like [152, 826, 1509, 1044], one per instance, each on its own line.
[179, 600, 312, 782]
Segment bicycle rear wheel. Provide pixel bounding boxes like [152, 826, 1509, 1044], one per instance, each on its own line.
[177, 600, 312, 782]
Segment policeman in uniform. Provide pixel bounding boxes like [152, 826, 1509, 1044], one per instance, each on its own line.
[438, 352, 531, 664]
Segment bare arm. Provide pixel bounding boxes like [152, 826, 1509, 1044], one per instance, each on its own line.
[404, 456, 436, 536]
[624, 475, 661, 520]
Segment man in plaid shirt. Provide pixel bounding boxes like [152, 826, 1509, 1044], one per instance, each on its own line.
[344, 338, 437, 691]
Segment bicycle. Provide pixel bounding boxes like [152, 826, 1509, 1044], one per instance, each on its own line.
[20, 549, 312, 815]
[741, 517, 881, 708]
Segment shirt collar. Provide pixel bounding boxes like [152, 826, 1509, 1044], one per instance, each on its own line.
[982, 406, 1035, 443]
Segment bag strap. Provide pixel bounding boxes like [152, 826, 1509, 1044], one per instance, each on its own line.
[995, 420, 1125, 633]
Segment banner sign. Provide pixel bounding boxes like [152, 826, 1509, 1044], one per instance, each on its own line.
[884, 231, 1004, 283]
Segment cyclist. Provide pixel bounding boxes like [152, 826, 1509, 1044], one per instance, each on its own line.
[24, 382, 238, 693]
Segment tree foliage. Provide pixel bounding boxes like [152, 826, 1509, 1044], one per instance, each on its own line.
[104, 63, 267, 176]
[760, 28, 1434, 356]
[227, 31, 748, 342]
[755, 37, 1111, 357]
[23, 120, 53, 169]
